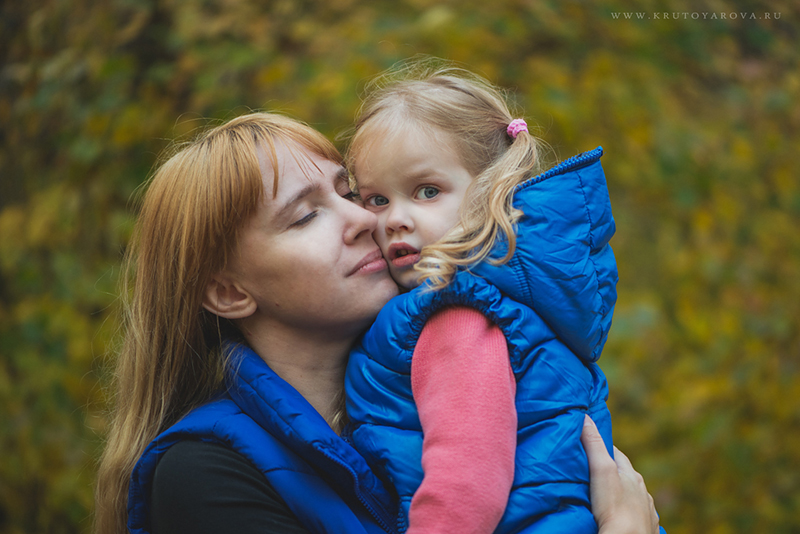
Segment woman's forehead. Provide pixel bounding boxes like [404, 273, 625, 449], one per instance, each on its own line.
[257, 140, 347, 206]
[256, 139, 324, 197]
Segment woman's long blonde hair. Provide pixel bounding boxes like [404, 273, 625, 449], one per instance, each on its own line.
[347, 60, 547, 289]
[94, 113, 342, 534]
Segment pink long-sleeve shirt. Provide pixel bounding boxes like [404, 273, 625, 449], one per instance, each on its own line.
[406, 306, 518, 534]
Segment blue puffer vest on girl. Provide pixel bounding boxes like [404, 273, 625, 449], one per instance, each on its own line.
[346, 148, 616, 534]
[128, 344, 398, 534]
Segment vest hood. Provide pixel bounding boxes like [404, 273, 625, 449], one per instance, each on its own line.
[468, 147, 617, 363]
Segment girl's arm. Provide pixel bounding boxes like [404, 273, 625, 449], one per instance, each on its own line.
[408, 306, 517, 534]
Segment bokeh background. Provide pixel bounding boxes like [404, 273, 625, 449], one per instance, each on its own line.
[1, 0, 798, 533]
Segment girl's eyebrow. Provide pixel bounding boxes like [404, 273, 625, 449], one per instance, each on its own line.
[357, 168, 436, 192]
[353, 173, 375, 191]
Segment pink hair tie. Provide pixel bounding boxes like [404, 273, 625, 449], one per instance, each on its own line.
[507, 118, 528, 139]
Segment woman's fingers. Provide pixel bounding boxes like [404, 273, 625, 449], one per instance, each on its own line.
[581, 415, 619, 530]
[612, 446, 646, 487]
[612, 446, 633, 470]
[581, 415, 618, 476]
[582, 415, 661, 534]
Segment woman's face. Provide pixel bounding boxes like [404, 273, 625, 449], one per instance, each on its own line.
[228, 141, 398, 340]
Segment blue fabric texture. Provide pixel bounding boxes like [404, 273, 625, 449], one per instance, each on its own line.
[127, 344, 398, 534]
[346, 148, 617, 534]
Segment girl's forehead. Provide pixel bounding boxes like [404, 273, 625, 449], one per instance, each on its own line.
[365, 113, 431, 141]
[373, 116, 461, 153]
[354, 117, 444, 163]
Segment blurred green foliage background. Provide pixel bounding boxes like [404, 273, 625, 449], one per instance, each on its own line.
[1, 0, 798, 532]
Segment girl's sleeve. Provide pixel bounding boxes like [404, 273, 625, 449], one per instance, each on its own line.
[407, 306, 517, 534]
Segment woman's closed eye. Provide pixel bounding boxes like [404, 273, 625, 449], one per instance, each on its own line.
[290, 211, 318, 228]
[415, 186, 440, 200]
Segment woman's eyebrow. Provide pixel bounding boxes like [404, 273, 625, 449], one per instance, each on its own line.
[335, 166, 352, 188]
[275, 182, 321, 221]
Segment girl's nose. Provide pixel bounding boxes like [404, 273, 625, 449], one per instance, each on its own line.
[385, 203, 414, 235]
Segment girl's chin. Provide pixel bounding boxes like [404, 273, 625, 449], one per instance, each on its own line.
[390, 269, 423, 292]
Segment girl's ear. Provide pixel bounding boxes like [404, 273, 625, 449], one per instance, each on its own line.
[202, 275, 257, 319]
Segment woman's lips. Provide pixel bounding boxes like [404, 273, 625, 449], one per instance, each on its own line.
[349, 249, 387, 275]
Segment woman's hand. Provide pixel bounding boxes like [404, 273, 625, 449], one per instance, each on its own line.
[581, 415, 660, 534]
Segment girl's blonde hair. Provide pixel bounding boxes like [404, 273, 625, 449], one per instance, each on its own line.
[347, 60, 547, 290]
[94, 113, 341, 534]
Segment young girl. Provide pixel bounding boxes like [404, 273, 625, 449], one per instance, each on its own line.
[344, 64, 636, 534]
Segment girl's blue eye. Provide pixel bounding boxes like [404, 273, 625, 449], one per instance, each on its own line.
[416, 186, 439, 200]
[369, 195, 389, 207]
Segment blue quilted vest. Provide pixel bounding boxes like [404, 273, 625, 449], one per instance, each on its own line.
[128, 344, 398, 534]
[346, 148, 616, 534]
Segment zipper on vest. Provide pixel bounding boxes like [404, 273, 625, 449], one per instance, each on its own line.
[317, 447, 399, 534]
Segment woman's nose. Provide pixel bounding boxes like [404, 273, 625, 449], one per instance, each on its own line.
[342, 198, 379, 245]
[385, 203, 414, 235]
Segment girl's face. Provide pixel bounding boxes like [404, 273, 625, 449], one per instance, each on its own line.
[227, 141, 398, 340]
[354, 127, 474, 289]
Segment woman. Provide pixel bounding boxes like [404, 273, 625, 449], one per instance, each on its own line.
[94, 113, 659, 534]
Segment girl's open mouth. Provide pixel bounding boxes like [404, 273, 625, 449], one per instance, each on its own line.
[388, 243, 421, 268]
